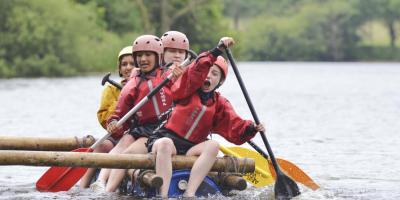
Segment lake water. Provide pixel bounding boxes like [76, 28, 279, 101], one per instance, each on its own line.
[0, 62, 399, 199]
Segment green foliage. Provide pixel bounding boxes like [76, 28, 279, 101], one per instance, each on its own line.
[1, 0, 400, 77]
[0, 0, 122, 77]
[171, 0, 230, 53]
[242, 0, 362, 61]
[353, 45, 400, 61]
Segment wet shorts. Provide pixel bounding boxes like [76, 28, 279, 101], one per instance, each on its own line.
[128, 123, 159, 139]
[146, 128, 196, 155]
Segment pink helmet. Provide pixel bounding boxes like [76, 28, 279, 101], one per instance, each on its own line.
[214, 56, 228, 82]
[161, 31, 189, 51]
[132, 35, 164, 67]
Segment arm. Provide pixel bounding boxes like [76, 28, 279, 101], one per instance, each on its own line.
[107, 78, 137, 138]
[171, 37, 235, 100]
[211, 94, 258, 145]
[171, 51, 219, 100]
[97, 85, 120, 129]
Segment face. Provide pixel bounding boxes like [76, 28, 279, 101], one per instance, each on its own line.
[163, 48, 186, 64]
[119, 55, 134, 79]
[135, 51, 157, 73]
[201, 65, 223, 92]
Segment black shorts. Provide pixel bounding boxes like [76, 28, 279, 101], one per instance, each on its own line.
[106, 136, 119, 146]
[146, 128, 196, 155]
[128, 123, 159, 139]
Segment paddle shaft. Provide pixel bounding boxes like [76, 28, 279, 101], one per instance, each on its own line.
[248, 140, 269, 159]
[101, 72, 123, 90]
[225, 48, 285, 177]
[105, 75, 123, 90]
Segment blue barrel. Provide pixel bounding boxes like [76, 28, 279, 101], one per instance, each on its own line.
[130, 170, 221, 198]
[168, 170, 221, 197]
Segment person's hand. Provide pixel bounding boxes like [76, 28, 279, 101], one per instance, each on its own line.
[121, 79, 128, 86]
[217, 37, 235, 50]
[170, 63, 184, 79]
[107, 120, 122, 134]
[255, 123, 265, 133]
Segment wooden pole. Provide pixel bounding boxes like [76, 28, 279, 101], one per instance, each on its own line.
[0, 135, 95, 151]
[209, 172, 247, 191]
[0, 150, 255, 173]
[139, 170, 163, 188]
[222, 174, 247, 191]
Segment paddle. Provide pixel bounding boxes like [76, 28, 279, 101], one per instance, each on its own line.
[225, 48, 301, 199]
[36, 133, 111, 192]
[101, 72, 122, 90]
[224, 146, 319, 190]
[247, 140, 319, 190]
[220, 145, 274, 187]
[36, 52, 197, 192]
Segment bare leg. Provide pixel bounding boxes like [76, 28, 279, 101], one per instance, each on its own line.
[79, 139, 114, 188]
[152, 137, 176, 198]
[105, 137, 148, 192]
[96, 134, 135, 184]
[184, 140, 219, 197]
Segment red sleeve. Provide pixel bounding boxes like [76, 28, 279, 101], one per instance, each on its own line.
[211, 94, 256, 145]
[171, 51, 218, 101]
[107, 77, 138, 138]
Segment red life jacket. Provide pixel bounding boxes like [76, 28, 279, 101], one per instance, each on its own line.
[109, 68, 173, 139]
[165, 93, 215, 144]
[165, 92, 254, 145]
[164, 51, 255, 145]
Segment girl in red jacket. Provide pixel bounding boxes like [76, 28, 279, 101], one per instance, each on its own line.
[90, 35, 183, 191]
[147, 37, 264, 198]
[105, 31, 191, 192]
[79, 46, 134, 189]
[103, 32, 190, 192]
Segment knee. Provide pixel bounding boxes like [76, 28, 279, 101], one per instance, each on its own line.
[206, 140, 220, 156]
[95, 141, 114, 152]
[155, 138, 175, 154]
[119, 134, 135, 145]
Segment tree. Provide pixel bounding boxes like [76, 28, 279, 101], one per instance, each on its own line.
[241, 0, 360, 61]
[356, 0, 400, 49]
[0, 0, 121, 77]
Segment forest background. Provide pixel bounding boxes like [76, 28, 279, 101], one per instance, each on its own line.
[1, 0, 399, 77]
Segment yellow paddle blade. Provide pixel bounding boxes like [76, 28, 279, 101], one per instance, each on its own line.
[228, 146, 320, 190]
[219, 146, 274, 187]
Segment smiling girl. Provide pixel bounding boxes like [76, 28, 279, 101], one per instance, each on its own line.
[101, 35, 184, 192]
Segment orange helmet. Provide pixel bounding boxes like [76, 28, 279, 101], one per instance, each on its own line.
[132, 35, 163, 67]
[161, 31, 189, 51]
[214, 56, 228, 82]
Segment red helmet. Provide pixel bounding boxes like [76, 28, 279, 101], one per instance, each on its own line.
[161, 31, 189, 51]
[132, 35, 163, 67]
[214, 56, 228, 82]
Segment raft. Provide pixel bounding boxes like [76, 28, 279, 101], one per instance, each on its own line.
[115, 169, 248, 198]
